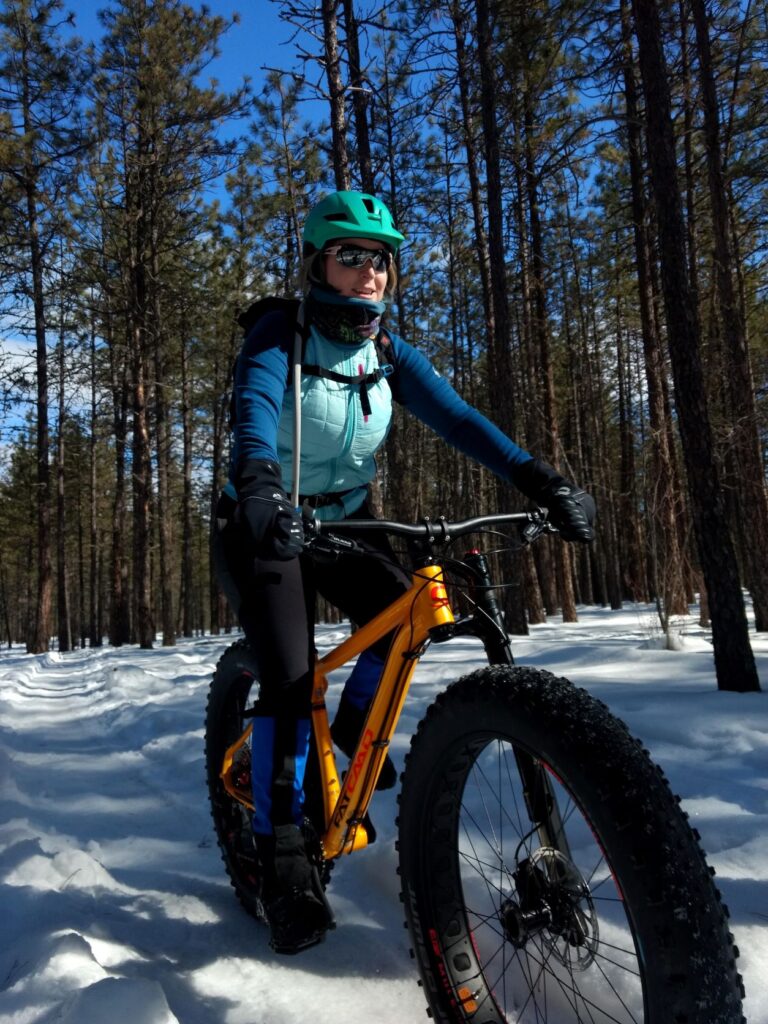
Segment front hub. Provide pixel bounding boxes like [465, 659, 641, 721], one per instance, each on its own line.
[501, 848, 599, 970]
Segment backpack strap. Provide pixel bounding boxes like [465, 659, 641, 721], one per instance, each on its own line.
[229, 300, 399, 442]
[230, 297, 304, 431]
[375, 329, 400, 404]
[301, 363, 391, 418]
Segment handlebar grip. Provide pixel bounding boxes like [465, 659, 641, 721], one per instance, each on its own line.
[579, 492, 597, 522]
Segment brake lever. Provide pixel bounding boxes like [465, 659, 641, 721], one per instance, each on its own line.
[301, 508, 366, 560]
[520, 510, 558, 545]
[306, 532, 363, 560]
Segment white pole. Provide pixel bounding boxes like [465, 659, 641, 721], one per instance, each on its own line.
[290, 300, 306, 507]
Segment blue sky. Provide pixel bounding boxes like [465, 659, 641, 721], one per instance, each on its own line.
[62, 1, 331, 202]
[0, 2, 319, 447]
[66, 0, 301, 95]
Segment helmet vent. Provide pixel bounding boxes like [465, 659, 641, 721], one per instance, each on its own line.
[303, 191, 404, 254]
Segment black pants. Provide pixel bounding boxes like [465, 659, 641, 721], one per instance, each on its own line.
[213, 494, 410, 830]
[213, 495, 410, 709]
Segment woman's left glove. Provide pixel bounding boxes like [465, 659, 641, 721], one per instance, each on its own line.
[235, 459, 304, 561]
[514, 458, 596, 543]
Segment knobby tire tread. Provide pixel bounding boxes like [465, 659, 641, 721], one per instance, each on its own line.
[397, 665, 745, 1024]
[204, 640, 332, 921]
[205, 640, 265, 920]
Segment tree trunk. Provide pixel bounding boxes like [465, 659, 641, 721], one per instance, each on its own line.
[378, 54, 415, 521]
[562, 203, 622, 610]
[23, 90, 53, 654]
[476, 0, 527, 634]
[690, 0, 768, 632]
[511, 144, 555, 618]
[621, 0, 688, 620]
[127, 82, 155, 650]
[631, 0, 759, 691]
[180, 329, 194, 637]
[132, 313, 154, 649]
[76, 491, 85, 647]
[342, 0, 373, 192]
[614, 262, 646, 600]
[56, 326, 71, 652]
[209, 313, 241, 633]
[321, 0, 351, 191]
[450, 0, 494, 348]
[109, 316, 131, 647]
[152, 264, 176, 647]
[89, 323, 102, 647]
[273, 77, 305, 287]
[129, 166, 154, 648]
[0, 548, 12, 648]
[522, 89, 577, 623]
[678, 0, 701, 305]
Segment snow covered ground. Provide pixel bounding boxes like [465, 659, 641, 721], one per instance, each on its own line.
[1, 604, 766, 1024]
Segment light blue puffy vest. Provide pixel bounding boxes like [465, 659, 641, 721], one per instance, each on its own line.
[277, 327, 393, 520]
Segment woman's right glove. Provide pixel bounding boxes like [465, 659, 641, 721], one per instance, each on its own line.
[515, 458, 596, 543]
[235, 459, 304, 561]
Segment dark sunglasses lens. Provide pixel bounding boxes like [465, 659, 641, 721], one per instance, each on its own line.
[337, 246, 389, 271]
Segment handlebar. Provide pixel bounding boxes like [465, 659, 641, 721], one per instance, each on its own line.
[303, 508, 556, 557]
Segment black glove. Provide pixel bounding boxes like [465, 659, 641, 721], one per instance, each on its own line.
[235, 460, 304, 561]
[515, 458, 596, 543]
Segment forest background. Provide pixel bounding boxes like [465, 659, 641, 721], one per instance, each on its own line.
[0, 0, 765, 693]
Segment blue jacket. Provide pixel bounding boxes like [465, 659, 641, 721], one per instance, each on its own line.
[228, 306, 534, 519]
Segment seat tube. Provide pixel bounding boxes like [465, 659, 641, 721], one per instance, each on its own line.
[310, 664, 341, 831]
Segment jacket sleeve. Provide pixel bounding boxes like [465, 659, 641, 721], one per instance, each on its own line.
[389, 334, 535, 486]
[231, 311, 291, 479]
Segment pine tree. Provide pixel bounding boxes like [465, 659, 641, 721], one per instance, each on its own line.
[630, 0, 760, 692]
[0, 0, 89, 652]
[90, 0, 247, 647]
[619, 0, 688, 623]
[690, 0, 768, 632]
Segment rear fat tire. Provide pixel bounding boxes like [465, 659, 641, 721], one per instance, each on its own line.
[204, 640, 332, 919]
[204, 640, 265, 919]
[397, 666, 745, 1024]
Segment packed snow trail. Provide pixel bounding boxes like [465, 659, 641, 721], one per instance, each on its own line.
[1, 608, 766, 1023]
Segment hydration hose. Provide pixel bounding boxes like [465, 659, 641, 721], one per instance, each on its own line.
[290, 300, 306, 508]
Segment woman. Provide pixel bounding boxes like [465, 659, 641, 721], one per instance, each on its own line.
[214, 190, 594, 955]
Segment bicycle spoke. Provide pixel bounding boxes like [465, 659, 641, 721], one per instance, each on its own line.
[452, 734, 644, 1023]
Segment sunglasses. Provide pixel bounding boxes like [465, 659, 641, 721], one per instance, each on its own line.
[323, 244, 391, 273]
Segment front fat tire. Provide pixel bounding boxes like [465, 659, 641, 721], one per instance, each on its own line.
[398, 666, 745, 1024]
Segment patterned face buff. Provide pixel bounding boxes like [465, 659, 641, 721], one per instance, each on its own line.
[307, 287, 386, 345]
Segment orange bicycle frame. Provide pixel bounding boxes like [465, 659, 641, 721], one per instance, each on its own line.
[220, 562, 454, 861]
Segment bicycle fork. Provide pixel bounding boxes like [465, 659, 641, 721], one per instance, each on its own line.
[465, 550, 573, 860]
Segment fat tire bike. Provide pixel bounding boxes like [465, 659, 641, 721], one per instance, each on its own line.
[205, 510, 745, 1023]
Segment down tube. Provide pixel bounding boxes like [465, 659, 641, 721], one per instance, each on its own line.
[318, 566, 455, 858]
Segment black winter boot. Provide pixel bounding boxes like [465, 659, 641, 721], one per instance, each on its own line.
[255, 824, 334, 954]
[330, 694, 398, 791]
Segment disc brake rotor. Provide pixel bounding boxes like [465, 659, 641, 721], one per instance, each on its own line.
[502, 846, 599, 970]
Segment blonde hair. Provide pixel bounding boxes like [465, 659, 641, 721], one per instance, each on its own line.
[300, 251, 398, 299]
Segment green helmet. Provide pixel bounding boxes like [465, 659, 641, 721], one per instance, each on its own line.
[302, 191, 405, 256]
